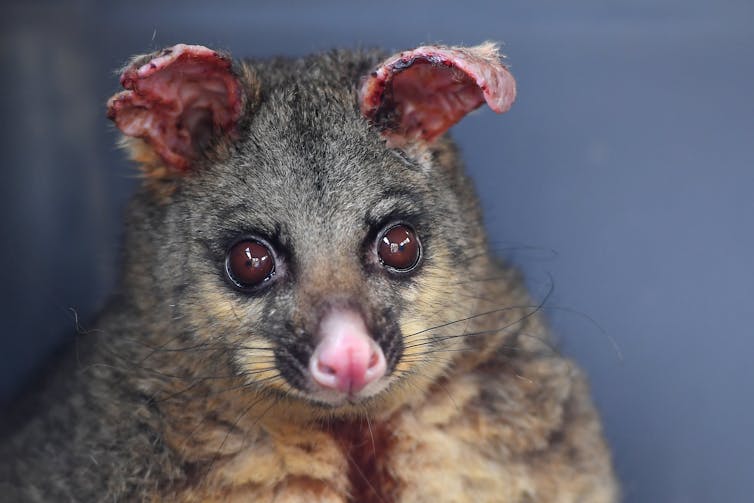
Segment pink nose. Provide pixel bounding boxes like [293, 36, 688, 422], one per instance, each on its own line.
[309, 310, 386, 394]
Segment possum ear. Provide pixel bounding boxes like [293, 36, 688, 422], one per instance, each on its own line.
[359, 42, 516, 146]
[107, 44, 245, 174]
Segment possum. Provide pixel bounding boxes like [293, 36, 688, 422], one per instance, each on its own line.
[0, 43, 618, 502]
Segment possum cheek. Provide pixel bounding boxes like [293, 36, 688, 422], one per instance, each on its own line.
[185, 283, 280, 384]
[394, 250, 470, 386]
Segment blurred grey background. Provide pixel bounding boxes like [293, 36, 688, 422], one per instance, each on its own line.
[1, 1, 752, 501]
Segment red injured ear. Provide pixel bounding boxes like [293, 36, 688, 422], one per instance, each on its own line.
[107, 44, 243, 172]
[359, 42, 516, 145]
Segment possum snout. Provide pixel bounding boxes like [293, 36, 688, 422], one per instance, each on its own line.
[309, 309, 387, 395]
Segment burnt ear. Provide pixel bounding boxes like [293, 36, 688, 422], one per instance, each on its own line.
[107, 44, 246, 174]
[359, 42, 516, 146]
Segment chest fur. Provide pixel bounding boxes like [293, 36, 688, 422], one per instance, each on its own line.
[158, 360, 614, 503]
[163, 376, 513, 502]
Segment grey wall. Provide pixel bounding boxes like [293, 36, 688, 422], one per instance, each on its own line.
[2, 1, 752, 501]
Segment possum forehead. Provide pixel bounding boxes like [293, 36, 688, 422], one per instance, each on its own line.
[187, 97, 436, 241]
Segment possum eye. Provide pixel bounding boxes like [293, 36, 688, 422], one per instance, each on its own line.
[377, 224, 422, 272]
[225, 240, 275, 290]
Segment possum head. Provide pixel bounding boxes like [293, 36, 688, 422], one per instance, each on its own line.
[109, 43, 516, 415]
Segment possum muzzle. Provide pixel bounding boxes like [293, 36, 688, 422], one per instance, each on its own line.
[308, 308, 388, 404]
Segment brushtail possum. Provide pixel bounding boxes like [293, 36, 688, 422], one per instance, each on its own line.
[0, 43, 618, 502]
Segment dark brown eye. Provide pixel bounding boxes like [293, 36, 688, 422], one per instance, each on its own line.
[377, 224, 421, 271]
[226, 240, 275, 289]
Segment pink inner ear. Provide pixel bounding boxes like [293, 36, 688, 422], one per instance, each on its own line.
[359, 43, 517, 144]
[107, 44, 242, 172]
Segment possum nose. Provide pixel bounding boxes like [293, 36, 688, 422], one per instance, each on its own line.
[309, 310, 386, 394]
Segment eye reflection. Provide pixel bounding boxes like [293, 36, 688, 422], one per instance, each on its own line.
[378, 224, 421, 271]
[226, 240, 275, 289]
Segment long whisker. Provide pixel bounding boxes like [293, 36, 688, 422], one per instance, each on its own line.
[360, 405, 377, 458]
[151, 368, 283, 403]
[404, 273, 554, 339]
[536, 305, 623, 361]
[343, 438, 388, 503]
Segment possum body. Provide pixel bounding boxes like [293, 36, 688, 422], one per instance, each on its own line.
[0, 43, 618, 502]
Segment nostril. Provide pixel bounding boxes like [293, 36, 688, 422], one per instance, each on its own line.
[317, 361, 337, 376]
[364, 343, 386, 381]
[310, 354, 340, 391]
[368, 350, 379, 369]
